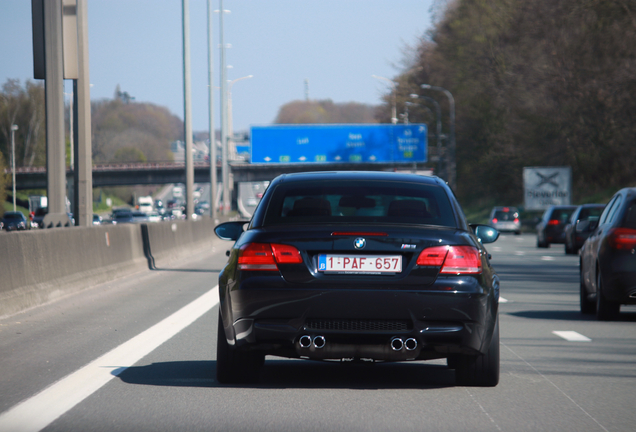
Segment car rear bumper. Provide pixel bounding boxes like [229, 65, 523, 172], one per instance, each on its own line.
[222, 285, 497, 360]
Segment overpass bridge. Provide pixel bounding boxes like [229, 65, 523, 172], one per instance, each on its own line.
[9, 160, 434, 190]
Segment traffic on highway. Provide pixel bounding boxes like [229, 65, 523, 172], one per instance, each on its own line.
[1, 181, 635, 431]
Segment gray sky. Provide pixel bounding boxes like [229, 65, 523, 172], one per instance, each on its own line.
[0, 0, 435, 132]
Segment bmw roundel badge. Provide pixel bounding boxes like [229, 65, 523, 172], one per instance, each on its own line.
[354, 238, 366, 249]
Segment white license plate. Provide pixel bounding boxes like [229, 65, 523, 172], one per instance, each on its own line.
[318, 255, 402, 273]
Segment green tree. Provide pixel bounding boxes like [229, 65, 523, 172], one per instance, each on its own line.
[0, 79, 46, 169]
[380, 0, 636, 205]
[274, 100, 378, 124]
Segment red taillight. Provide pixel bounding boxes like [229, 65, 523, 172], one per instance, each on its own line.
[416, 245, 448, 266]
[417, 245, 482, 274]
[514, 218, 519, 223]
[548, 219, 560, 226]
[608, 228, 636, 250]
[238, 243, 303, 270]
[271, 243, 303, 264]
[492, 218, 498, 224]
[239, 243, 277, 271]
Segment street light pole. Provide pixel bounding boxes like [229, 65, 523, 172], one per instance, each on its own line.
[219, 0, 230, 215]
[372, 75, 397, 124]
[421, 84, 455, 190]
[11, 124, 18, 212]
[207, 0, 216, 221]
[227, 75, 252, 161]
[410, 94, 443, 179]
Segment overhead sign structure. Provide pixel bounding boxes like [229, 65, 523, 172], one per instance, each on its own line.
[523, 166, 572, 210]
[250, 124, 427, 164]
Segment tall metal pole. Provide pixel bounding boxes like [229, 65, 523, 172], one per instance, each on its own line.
[75, 0, 93, 227]
[220, 0, 230, 215]
[228, 75, 252, 162]
[207, 0, 217, 221]
[44, 0, 67, 220]
[11, 125, 18, 212]
[421, 84, 455, 190]
[372, 75, 397, 125]
[411, 94, 443, 179]
[183, 0, 195, 220]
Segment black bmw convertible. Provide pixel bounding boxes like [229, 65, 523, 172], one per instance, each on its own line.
[214, 171, 501, 386]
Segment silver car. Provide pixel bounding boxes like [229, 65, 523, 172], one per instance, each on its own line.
[488, 206, 521, 235]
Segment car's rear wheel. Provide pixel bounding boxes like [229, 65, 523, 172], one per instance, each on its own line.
[537, 236, 548, 248]
[455, 317, 499, 387]
[216, 312, 263, 384]
[596, 271, 620, 321]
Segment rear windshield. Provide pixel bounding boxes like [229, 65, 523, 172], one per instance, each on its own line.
[263, 180, 456, 228]
[549, 208, 575, 222]
[624, 200, 636, 229]
[4, 213, 23, 220]
[578, 206, 604, 221]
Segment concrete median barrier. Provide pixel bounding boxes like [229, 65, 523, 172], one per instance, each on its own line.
[0, 216, 240, 318]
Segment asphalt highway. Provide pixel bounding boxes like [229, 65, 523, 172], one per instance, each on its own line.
[0, 234, 634, 432]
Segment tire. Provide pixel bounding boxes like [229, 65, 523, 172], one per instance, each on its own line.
[455, 317, 500, 387]
[580, 274, 594, 314]
[537, 235, 548, 248]
[216, 312, 263, 384]
[596, 271, 620, 321]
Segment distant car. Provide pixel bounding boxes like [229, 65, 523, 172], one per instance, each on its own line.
[580, 188, 636, 320]
[31, 207, 48, 229]
[147, 211, 162, 223]
[93, 214, 103, 225]
[1, 211, 29, 231]
[132, 211, 149, 223]
[110, 208, 135, 224]
[536, 205, 577, 248]
[563, 204, 605, 254]
[214, 171, 501, 386]
[488, 207, 521, 235]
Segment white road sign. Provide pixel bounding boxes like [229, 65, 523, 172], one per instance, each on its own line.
[523, 167, 572, 210]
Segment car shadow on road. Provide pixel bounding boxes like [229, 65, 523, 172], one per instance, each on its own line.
[507, 310, 636, 322]
[114, 359, 456, 389]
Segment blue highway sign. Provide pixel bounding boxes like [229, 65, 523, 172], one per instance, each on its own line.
[250, 124, 427, 164]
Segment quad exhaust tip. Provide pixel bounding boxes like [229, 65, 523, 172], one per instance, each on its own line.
[404, 338, 418, 351]
[313, 335, 326, 349]
[299, 335, 312, 349]
[299, 335, 326, 349]
[390, 337, 404, 351]
[391, 337, 418, 351]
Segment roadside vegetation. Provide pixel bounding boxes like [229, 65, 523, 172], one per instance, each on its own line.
[376, 0, 636, 209]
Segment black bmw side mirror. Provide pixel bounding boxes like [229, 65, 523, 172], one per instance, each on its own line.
[471, 224, 500, 244]
[215, 221, 248, 241]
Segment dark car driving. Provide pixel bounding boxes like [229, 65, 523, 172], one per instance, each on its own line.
[110, 208, 135, 224]
[536, 205, 577, 248]
[564, 204, 605, 254]
[580, 188, 636, 320]
[214, 172, 501, 386]
[1, 211, 29, 231]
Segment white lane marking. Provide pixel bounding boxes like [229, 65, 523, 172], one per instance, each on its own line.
[552, 331, 592, 342]
[491, 247, 502, 252]
[0, 286, 219, 432]
[499, 297, 509, 303]
[514, 251, 525, 256]
[503, 343, 609, 432]
[541, 256, 555, 261]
